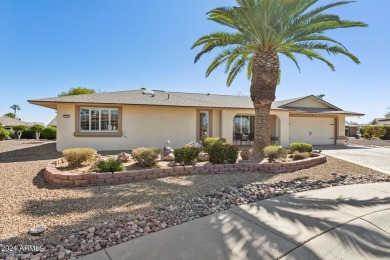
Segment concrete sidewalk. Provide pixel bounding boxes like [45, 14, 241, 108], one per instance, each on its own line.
[81, 183, 390, 260]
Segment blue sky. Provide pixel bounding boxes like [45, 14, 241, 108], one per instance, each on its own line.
[0, 0, 389, 124]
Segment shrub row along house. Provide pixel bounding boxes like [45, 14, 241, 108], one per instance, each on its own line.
[29, 89, 364, 151]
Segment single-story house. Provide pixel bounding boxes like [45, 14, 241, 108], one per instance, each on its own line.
[0, 116, 28, 130]
[371, 118, 390, 126]
[28, 89, 364, 151]
[345, 122, 363, 137]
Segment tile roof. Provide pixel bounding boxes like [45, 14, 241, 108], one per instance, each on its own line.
[28, 89, 363, 116]
[0, 116, 28, 127]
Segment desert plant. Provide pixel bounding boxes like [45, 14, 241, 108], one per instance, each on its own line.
[12, 125, 27, 139]
[132, 147, 161, 167]
[289, 142, 313, 153]
[174, 147, 201, 165]
[263, 145, 287, 163]
[30, 124, 44, 139]
[0, 128, 10, 141]
[202, 137, 227, 153]
[95, 158, 123, 173]
[225, 144, 239, 164]
[41, 126, 57, 140]
[62, 148, 96, 167]
[292, 151, 310, 161]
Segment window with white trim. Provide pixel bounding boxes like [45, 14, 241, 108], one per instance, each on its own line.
[80, 108, 119, 132]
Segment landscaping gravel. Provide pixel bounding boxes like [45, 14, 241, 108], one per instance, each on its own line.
[347, 137, 390, 147]
[1, 140, 389, 260]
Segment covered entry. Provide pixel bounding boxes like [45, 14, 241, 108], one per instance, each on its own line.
[289, 117, 336, 145]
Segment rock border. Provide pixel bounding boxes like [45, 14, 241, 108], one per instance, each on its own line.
[44, 154, 327, 187]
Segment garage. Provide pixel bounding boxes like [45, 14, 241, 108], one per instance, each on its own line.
[289, 117, 336, 145]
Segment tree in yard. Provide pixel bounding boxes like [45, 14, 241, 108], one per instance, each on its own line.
[59, 87, 96, 97]
[12, 125, 27, 139]
[10, 104, 21, 117]
[30, 124, 44, 140]
[192, 0, 366, 157]
[316, 94, 325, 100]
[385, 108, 390, 118]
[3, 113, 16, 119]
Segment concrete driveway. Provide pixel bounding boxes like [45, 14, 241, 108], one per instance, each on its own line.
[318, 145, 390, 175]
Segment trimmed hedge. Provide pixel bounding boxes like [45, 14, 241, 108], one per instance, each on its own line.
[0, 128, 10, 141]
[95, 158, 123, 173]
[209, 142, 239, 164]
[41, 126, 57, 140]
[289, 142, 313, 153]
[174, 147, 201, 165]
[202, 137, 227, 153]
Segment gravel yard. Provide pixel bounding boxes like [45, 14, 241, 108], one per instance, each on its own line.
[0, 140, 388, 253]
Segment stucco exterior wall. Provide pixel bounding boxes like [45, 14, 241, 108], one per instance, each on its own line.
[56, 104, 197, 151]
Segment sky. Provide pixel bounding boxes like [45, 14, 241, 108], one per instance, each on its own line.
[0, 0, 389, 125]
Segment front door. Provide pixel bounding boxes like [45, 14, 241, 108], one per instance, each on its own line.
[198, 111, 210, 141]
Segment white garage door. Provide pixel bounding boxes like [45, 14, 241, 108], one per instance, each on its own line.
[289, 117, 335, 145]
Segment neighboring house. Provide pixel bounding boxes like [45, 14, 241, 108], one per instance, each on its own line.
[26, 122, 45, 127]
[345, 122, 363, 137]
[0, 116, 28, 130]
[28, 89, 364, 151]
[371, 118, 390, 126]
[48, 117, 57, 127]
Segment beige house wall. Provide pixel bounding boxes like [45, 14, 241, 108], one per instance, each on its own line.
[56, 103, 347, 151]
[57, 104, 197, 151]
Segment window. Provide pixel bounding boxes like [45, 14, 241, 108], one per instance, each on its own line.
[233, 115, 255, 135]
[80, 108, 119, 132]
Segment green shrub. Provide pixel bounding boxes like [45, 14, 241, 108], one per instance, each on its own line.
[0, 128, 10, 141]
[20, 129, 36, 139]
[62, 148, 96, 167]
[30, 124, 44, 139]
[209, 141, 226, 164]
[263, 145, 287, 163]
[225, 144, 239, 163]
[95, 158, 123, 173]
[132, 147, 161, 167]
[202, 137, 227, 153]
[174, 147, 201, 165]
[363, 133, 370, 139]
[289, 142, 313, 153]
[209, 142, 238, 164]
[345, 128, 349, 136]
[41, 126, 57, 140]
[292, 151, 310, 161]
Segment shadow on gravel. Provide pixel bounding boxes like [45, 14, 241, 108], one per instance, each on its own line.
[0, 142, 61, 163]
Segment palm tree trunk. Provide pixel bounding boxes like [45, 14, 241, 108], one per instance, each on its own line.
[250, 52, 280, 158]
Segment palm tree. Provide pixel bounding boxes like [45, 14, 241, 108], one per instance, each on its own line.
[10, 104, 21, 117]
[192, 0, 367, 157]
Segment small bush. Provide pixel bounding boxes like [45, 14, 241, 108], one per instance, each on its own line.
[225, 144, 239, 163]
[132, 147, 161, 167]
[174, 147, 201, 165]
[293, 151, 310, 160]
[62, 148, 96, 167]
[41, 126, 57, 140]
[263, 145, 287, 163]
[0, 128, 10, 141]
[363, 133, 370, 139]
[20, 129, 36, 139]
[289, 142, 313, 153]
[95, 158, 123, 173]
[202, 137, 227, 153]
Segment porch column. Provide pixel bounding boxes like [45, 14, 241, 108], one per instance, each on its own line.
[277, 112, 290, 148]
[220, 110, 236, 144]
[336, 115, 347, 145]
